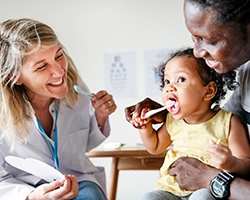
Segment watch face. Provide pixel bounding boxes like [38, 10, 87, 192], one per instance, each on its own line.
[210, 172, 234, 199]
[212, 181, 224, 197]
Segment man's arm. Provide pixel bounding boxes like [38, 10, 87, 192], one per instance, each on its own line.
[168, 157, 250, 200]
[229, 177, 250, 200]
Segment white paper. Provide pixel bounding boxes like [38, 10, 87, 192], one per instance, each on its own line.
[5, 156, 64, 182]
[104, 142, 123, 149]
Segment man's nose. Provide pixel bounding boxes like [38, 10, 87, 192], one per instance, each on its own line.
[192, 36, 207, 58]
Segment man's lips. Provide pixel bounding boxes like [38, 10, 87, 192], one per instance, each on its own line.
[205, 59, 220, 69]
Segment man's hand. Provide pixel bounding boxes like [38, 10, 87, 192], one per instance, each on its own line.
[169, 157, 219, 191]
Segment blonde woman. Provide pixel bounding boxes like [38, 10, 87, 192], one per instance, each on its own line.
[0, 18, 116, 200]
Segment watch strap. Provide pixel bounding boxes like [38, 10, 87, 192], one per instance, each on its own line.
[217, 171, 235, 184]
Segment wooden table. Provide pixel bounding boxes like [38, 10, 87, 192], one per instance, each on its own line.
[86, 145, 167, 200]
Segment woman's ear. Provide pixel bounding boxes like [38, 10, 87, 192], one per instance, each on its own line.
[14, 78, 23, 85]
[15, 79, 23, 85]
[204, 81, 217, 101]
[8, 73, 22, 85]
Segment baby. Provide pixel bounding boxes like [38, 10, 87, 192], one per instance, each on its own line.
[130, 48, 250, 200]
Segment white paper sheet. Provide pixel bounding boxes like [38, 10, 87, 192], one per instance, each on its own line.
[5, 156, 64, 182]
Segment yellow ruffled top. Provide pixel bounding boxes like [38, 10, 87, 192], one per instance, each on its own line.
[156, 109, 232, 196]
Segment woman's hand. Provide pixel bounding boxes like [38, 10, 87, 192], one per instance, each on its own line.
[125, 98, 167, 128]
[91, 90, 116, 131]
[27, 175, 78, 200]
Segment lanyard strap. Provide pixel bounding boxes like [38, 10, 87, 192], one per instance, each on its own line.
[37, 108, 59, 170]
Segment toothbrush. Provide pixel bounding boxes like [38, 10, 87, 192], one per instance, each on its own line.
[144, 100, 175, 118]
[73, 85, 94, 99]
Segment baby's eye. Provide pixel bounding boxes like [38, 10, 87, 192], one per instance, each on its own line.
[164, 80, 170, 85]
[178, 77, 186, 83]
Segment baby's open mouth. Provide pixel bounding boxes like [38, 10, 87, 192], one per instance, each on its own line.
[165, 99, 175, 108]
[166, 98, 179, 114]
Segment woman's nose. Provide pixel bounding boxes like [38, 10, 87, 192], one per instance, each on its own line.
[51, 62, 64, 76]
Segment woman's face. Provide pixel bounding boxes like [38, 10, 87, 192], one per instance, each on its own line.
[17, 44, 68, 103]
[184, 1, 250, 73]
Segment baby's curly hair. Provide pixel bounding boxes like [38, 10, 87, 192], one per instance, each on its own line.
[158, 48, 238, 105]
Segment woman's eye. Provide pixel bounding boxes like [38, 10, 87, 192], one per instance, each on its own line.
[36, 63, 47, 71]
[178, 77, 186, 83]
[56, 53, 63, 60]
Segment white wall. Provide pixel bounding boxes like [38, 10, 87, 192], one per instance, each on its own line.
[0, 1, 192, 199]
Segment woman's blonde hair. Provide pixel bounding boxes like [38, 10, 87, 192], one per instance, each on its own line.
[0, 18, 79, 142]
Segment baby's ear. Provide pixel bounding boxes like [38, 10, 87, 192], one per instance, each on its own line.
[204, 81, 217, 101]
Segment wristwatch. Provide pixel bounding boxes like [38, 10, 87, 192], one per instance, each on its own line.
[210, 171, 235, 199]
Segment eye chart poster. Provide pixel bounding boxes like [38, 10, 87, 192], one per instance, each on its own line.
[104, 52, 137, 99]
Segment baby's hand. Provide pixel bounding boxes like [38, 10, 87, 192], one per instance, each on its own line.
[130, 108, 150, 129]
[206, 140, 235, 170]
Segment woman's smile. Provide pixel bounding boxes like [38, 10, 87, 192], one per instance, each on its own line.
[50, 78, 63, 86]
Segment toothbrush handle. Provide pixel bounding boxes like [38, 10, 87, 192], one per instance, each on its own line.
[144, 106, 167, 118]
